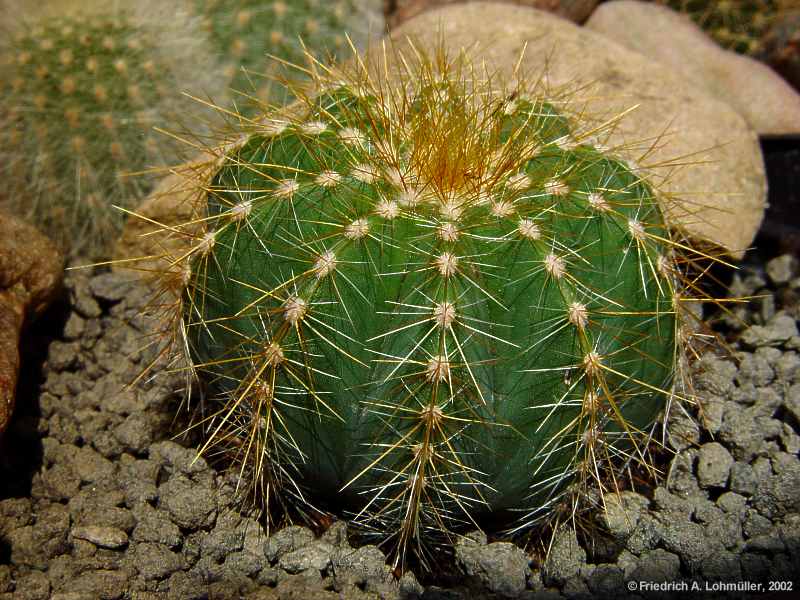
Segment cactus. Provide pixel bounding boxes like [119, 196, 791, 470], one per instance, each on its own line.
[0, 2, 214, 258]
[656, 0, 800, 55]
[152, 48, 712, 564]
[192, 0, 383, 109]
[758, 8, 800, 92]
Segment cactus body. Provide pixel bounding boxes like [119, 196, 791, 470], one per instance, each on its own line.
[0, 3, 212, 258]
[193, 0, 383, 107]
[760, 10, 800, 92]
[174, 53, 688, 560]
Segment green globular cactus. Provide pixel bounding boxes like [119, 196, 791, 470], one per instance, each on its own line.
[0, 2, 214, 258]
[163, 50, 701, 564]
[657, 0, 800, 55]
[192, 0, 383, 109]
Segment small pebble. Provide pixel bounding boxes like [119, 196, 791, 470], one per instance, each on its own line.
[766, 254, 797, 285]
[697, 442, 734, 489]
[71, 525, 128, 549]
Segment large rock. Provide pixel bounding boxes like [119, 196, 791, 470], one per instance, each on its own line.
[386, 2, 766, 257]
[586, 1, 800, 135]
[0, 213, 64, 434]
[388, 0, 598, 29]
[114, 124, 285, 270]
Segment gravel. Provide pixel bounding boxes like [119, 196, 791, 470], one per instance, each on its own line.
[455, 534, 530, 598]
[601, 491, 649, 541]
[72, 525, 129, 549]
[542, 528, 586, 587]
[0, 254, 799, 599]
[696, 442, 734, 489]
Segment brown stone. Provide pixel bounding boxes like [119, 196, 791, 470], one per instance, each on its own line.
[385, 1, 767, 257]
[0, 213, 64, 434]
[114, 128, 282, 271]
[585, 1, 800, 135]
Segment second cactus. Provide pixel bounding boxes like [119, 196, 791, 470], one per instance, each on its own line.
[0, 1, 216, 258]
[193, 0, 383, 107]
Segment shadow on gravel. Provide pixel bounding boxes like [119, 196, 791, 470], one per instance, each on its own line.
[0, 537, 10, 564]
[759, 135, 800, 258]
[0, 288, 71, 500]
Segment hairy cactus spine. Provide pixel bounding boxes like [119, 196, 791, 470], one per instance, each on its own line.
[0, 1, 215, 258]
[148, 46, 717, 565]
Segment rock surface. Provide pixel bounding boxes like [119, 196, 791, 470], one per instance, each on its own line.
[696, 442, 734, 489]
[385, 2, 766, 257]
[455, 533, 530, 597]
[113, 167, 207, 272]
[387, 0, 598, 28]
[0, 213, 64, 434]
[585, 1, 800, 135]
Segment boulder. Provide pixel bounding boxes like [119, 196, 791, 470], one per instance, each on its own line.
[0, 213, 64, 434]
[586, 1, 800, 135]
[114, 129, 275, 270]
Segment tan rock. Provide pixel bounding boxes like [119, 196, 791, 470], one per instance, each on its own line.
[115, 117, 297, 270]
[586, 0, 800, 135]
[113, 165, 209, 273]
[385, 1, 766, 257]
[0, 213, 64, 434]
[388, 0, 598, 28]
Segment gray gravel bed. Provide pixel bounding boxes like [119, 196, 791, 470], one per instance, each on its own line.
[0, 254, 799, 599]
